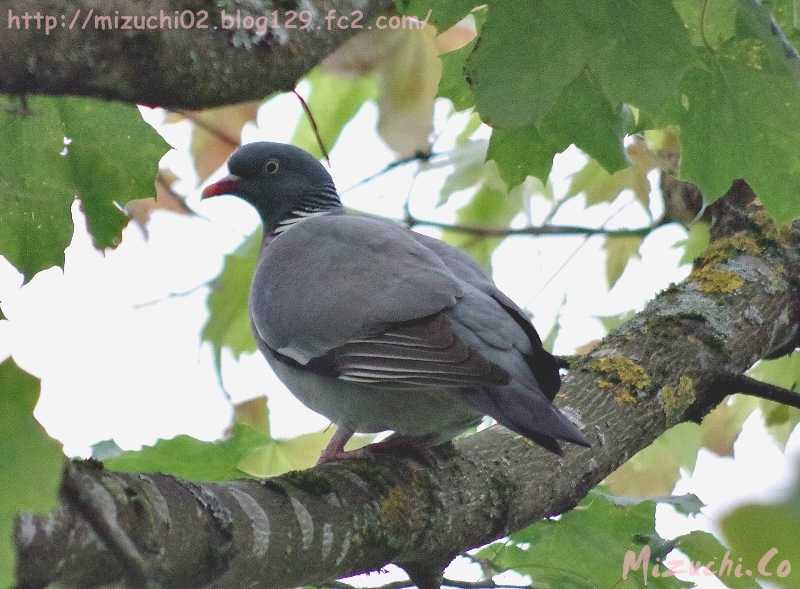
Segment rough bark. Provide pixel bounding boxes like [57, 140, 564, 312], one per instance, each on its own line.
[14, 184, 800, 588]
[0, 0, 394, 108]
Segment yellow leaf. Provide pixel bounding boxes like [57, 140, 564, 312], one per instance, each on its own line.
[189, 101, 261, 182]
[377, 27, 442, 156]
[604, 235, 643, 288]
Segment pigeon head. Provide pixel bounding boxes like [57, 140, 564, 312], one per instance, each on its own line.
[202, 142, 341, 231]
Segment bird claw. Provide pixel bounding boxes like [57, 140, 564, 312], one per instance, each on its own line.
[317, 437, 450, 468]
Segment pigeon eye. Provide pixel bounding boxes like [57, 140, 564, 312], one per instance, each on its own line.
[265, 159, 280, 174]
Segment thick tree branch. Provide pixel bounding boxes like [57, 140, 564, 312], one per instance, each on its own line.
[14, 184, 800, 588]
[0, 0, 394, 108]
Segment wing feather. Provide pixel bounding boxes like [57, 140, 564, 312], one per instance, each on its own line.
[312, 313, 509, 389]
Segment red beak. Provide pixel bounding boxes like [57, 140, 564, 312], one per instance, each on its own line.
[201, 174, 241, 199]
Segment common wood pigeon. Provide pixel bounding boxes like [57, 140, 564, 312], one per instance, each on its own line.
[202, 142, 590, 462]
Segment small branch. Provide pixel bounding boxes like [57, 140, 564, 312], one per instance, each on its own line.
[175, 110, 240, 148]
[132, 280, 212, 309]
[342, 151, 441, 193]
[406, 217, 669, 238]
[60, 462, 156, 589]
[322, 579, 532, 589]
[717, 373, 800, 409]
[293, 88, 331, 166]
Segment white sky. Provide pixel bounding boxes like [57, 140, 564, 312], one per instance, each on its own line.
[1, 87, 797, 589]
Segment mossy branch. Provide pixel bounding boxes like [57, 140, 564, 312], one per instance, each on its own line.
[14, 184, 800, 588]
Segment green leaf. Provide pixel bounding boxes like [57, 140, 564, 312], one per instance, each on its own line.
[0, 359, 64, 589]
[588, 1, 698, 114]
[439, 39, 477, 112]
[606, 423, 701, 497]
[396, 0, 479, 31]
[675, 531, 761, 589]
[758, 0, 800, 53]
[106, 424, 365, 481]
[699, 395, 759, 456]
[677, 222, 711, 266]
[292, 70, 375, 158]
[0, 96, 168, 281]
[105, 424, 268, 482]
[736, 0, 800, 82]
[566, 156, 655, 209]
[720, 488, 800, 589]
[605, 235, 643, 289]
[202, 230, 260, 380]
[487, 126, 560, 188]
[541, 318, 561, 355]
[538, 71, 627, 175]
[442, 163, 522, 271]
[748, 354, 800, 446]
[597, 310, 636, 333]
[679, 59, 800, 222]
[238, 429, 336, 478]
[466, 1, 697, 128]
[466, 1, 604, 128]
[478, 489, 690, 589]
[439, 140, 488, 203]
[597, 491, 705, 517]
[749, 353, 800, 391]
[673, 0, 738, 48]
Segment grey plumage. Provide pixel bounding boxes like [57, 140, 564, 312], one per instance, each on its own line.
[202, 142, 590, 461]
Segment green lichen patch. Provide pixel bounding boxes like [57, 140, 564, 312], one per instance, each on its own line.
[281, 469, 334, 495]
[690, 266, 745, 294]
[700, 234, 761, 266]
[591, 356, 652, 405]
[379, 485, 423, 540]
[659, 375, 696, 425]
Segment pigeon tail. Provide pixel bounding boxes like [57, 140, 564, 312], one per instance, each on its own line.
[467, 388, 591, 454]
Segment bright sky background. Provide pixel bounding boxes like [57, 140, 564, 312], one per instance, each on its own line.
[1, 88, 797, 589]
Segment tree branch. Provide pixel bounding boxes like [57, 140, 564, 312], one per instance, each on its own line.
[14, 185, 800, 588]
[0, 0, 394, 108]
[322, 579, 533, 589]
[403, 216, 670, 238]
[716, 373, 800, 409]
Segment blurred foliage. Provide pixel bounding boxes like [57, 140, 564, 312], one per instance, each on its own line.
[676, 531, 760, 589]
[720, 475, 800, 589]
[401, 0, 800, 221]
[172, 102, 261, 183]
[605, 235, 643, 290]
[441, 161, 522, 271]
[0, 96, 168, 281]
[0, 360, 64, 589]
[292, 71, 375, 158]
[202, 229, 260, 380]
[105, 397, 370, 480]
[750, 354, 800, 447]
[676, 222, 711, 266]
[475, 489, 695, 588]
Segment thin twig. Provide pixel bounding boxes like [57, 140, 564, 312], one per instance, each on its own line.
[174, 110, 240, 147]
[292, 89, 331, 166]
[406, 217, 668, 238]
[133, 280, 212, 309]
[320, 579, 532, 589]
[342, 151, 444, 193]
